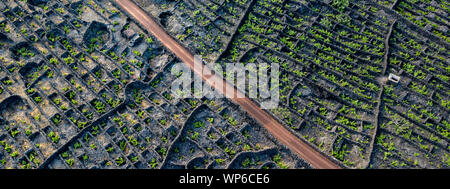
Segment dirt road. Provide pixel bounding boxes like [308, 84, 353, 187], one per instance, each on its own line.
[114, 0, 341, 169]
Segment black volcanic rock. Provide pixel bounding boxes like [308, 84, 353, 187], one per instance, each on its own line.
[28, 0, 49, 6]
